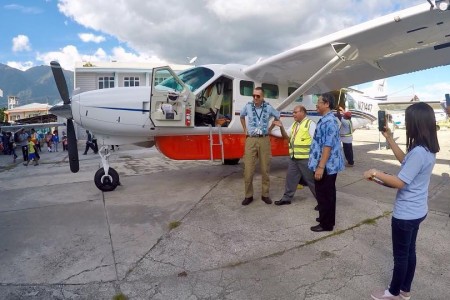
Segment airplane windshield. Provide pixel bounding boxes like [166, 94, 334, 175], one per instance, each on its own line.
[158, 67, 214, 92]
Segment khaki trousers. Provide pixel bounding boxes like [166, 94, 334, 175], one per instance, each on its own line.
[243, 136, 271, 198]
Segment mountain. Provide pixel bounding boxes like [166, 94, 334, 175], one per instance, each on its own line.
[0, 63, 74, 108]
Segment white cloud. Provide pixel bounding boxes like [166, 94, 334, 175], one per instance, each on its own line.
[36, 45, 82, 70]
[417, 82, 450, 101]
[78, 33, 106, 43]
[12, 35, 32, 52]
[57, 0, 424, 65]
[7, 61, 34, 71]
[34, 45, 163, 71]
[110, 47, 166, 63]
[4, 4, 43, 14]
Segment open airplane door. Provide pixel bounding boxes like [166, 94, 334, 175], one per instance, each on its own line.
[150, 66, 195, 127]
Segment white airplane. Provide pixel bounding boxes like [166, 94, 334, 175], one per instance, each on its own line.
[346, 79, 447, 129]
[50, 2, 450, 191]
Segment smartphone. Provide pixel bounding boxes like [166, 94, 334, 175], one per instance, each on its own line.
[445, 93, 450, 107]
[378, 110, 386, 132]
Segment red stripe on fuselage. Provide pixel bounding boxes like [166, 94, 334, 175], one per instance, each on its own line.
[155, 134, 289, 160]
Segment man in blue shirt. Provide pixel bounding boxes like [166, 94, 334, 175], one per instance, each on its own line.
[240, 87, 280, 206]
[308, 93, 344, 231]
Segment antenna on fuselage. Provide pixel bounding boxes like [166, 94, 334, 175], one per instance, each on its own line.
[187, 56, 198, 65]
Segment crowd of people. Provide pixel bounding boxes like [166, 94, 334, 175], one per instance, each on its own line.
[0, 128, 68, 165]
[241, 87, 441, 300]
[1, 89, 447, 299]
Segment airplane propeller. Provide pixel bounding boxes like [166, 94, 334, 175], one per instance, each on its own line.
[50, 61, 79, 173]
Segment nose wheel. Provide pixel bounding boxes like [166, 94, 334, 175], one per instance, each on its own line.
[94, 146, 121, 192]
[94, 167, 120, 191]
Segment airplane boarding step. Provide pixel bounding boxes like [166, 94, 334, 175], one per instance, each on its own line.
[208, 125, 224, 163]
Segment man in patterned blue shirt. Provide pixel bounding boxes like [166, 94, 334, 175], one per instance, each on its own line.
[308, 93, 344, 232]
[240, 87, 280, 206]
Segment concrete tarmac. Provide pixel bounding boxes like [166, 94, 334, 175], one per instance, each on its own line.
[0, 129, 449, 300]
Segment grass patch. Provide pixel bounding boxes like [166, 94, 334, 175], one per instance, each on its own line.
[168, 221, 181, 230]
[112, 293, 128, 300]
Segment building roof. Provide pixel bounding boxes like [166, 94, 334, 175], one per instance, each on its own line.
[75, 61, 193, 73]
[11, 113, 57, 124]
[6, 103, 52, 113]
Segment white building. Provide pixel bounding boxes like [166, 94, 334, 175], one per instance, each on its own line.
[74, 61, 192, 92]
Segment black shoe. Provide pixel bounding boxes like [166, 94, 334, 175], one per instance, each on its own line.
[242, 197, 253, 205]
[310, 225, 333, 232]
[274, 200, 291, 206]
[83, 153, 87, 155]
[261, 196, 272, 204]
[314, 205, 319, 211]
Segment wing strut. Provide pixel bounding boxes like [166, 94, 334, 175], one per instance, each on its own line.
[276, 43, 358, 111]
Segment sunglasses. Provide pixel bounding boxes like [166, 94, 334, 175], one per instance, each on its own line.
[252, 94, 262, 99]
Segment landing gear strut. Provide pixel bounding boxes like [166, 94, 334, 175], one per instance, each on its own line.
[94, 146, 120, 192]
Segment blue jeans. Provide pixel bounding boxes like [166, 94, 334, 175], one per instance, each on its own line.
[389, 215, 426, 296]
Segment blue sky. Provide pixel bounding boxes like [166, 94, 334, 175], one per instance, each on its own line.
[1, 0, 450, 102]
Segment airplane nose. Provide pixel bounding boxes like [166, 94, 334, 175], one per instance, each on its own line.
[49, 103, 73, 120]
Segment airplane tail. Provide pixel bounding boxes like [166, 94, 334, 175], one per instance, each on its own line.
[370, 79, 387, 101]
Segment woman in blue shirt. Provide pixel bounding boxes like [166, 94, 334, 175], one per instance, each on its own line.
[365, 102, 440, 300]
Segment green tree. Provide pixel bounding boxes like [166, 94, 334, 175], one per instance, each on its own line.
[0, 107, 6, 123]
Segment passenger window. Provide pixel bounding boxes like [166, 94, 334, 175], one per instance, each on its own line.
[262, 83, 279, 99]
[288, 87, 303, 102]
[240, 81, 254, 96]
[312, 94, 320, 105]
[346, 93, 356, 109]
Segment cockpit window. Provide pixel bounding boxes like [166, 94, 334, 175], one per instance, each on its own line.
[346, 93, 356, 109]
[158, 67, 214, 92]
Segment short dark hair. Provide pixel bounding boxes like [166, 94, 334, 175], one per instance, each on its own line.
[320, 92, 335, 109]
[254, 86, 265, 95]
[405, 102, 440, 153]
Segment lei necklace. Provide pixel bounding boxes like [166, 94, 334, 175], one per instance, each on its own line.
[250, 101, 269, 135]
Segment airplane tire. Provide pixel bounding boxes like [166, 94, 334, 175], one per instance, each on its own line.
[223, 159, 240, 165]
[94, 167, 120, 192]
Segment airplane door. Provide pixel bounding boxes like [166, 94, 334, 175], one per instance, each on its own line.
[150, 67, 195, 127]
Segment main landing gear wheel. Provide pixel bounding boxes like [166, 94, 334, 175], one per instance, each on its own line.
[94, 167, 120, 192]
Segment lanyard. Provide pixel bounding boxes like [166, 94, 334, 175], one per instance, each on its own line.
[252, 103, 265, 122]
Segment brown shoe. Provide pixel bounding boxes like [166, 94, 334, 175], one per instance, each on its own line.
[242, 197, 253, 205]
[261, 196, 272, 204]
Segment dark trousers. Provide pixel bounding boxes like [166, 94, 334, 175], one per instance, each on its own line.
[315, 170, 337, 229]
[342, 142, 354, 165]
[281, 158, 316, 202]
[92, 139, 99, 153]
[84, 142, 96, 154]
[388, 215, 426, 296]
[21, 145, 28, 161]
[34, 145, 40, 160]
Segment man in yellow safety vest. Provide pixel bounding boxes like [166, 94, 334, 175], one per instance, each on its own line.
[272, 105, 317, 206]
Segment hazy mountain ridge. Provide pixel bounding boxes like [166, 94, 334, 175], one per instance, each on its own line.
[0, 63, 74, 108]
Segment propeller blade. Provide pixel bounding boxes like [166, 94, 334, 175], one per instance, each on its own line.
[67, 119, 79, 173]
[50, 61, 70, 105]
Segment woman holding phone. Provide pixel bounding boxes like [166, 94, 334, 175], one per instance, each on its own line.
[364, 102, 440, 300]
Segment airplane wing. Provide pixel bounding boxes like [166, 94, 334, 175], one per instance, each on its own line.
[244, 3, 450, 95]
[377, 100, 444, 111]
